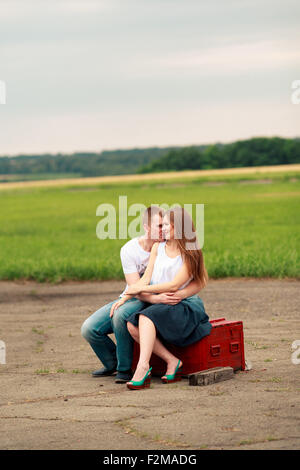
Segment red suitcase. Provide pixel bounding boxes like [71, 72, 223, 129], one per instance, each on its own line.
[132, 317, 245, 376]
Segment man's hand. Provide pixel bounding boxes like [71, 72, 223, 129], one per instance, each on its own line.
[137, 291, 183, 305]
[110, 297, 126, 318]
[155, 292, 182, 305]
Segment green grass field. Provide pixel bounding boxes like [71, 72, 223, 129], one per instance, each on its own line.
[0, 171, 299, 282]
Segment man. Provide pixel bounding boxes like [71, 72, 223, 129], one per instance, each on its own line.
[81, 205, 204, 383]
[81, 206, 164, 383]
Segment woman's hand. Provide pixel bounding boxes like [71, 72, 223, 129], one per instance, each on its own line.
[110, 297, 126, 318]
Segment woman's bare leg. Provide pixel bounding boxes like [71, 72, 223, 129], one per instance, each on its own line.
[128, 315, 156, 382]
[128, 317, 182, 381]
[128, 322, 178, 364]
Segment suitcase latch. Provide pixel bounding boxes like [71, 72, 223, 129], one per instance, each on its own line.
[210, 344, 221, 357]
[230, 341, 240, 353]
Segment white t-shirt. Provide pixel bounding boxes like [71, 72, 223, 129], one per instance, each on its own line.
[120, 237, 151, 297]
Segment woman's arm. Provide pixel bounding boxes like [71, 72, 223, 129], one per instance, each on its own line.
[126, 242, 159, 289]
[126, 263, 190, 295]
[109, 243, 158, 317]
[111, 243, 159, 316]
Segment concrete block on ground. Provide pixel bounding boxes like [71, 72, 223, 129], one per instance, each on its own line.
[188, 366, 234, 386]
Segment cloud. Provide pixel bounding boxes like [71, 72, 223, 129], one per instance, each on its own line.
[0, 0, 299, 154]
[57, 0, 114, 12]
[137, 39, 300, 77]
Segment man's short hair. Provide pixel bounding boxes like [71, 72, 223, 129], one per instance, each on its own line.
[142, 206, 164, 227]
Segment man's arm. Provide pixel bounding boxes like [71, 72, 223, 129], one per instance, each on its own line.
[123, 275, 162, 304]
[173, 279, 204, 300]
[137, 279, 203, 305]
[136, 292, 183, 305]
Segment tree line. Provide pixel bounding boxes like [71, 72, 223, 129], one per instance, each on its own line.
[137, 137, 300, 173]
[0, 137, 299, 178]
[0, 147, 173, 177]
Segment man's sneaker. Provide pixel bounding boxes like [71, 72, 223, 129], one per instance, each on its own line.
[92, 367, 117, 377]
[115, 370, 133, 383]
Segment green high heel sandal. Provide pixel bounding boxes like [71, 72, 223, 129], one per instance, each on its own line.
[161, 360, 182, 384]
[127, 367, 152, 390]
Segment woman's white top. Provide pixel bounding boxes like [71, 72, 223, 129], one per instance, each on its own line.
[150, 242, 192, 290]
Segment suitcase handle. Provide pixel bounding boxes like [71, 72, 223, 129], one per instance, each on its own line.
[210, 344, 221, 357]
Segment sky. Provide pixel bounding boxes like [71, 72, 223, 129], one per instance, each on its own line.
[0, 0, 300, 156]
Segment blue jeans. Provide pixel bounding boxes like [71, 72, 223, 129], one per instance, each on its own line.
[81, 297, 147, 372]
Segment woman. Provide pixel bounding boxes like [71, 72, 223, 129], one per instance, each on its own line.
[124, 207, 212, 390]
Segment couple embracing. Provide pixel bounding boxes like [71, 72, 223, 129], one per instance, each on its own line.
[81, 205, 212, 390]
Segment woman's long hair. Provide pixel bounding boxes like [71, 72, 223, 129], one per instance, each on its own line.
[165, 207, 208, 288]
